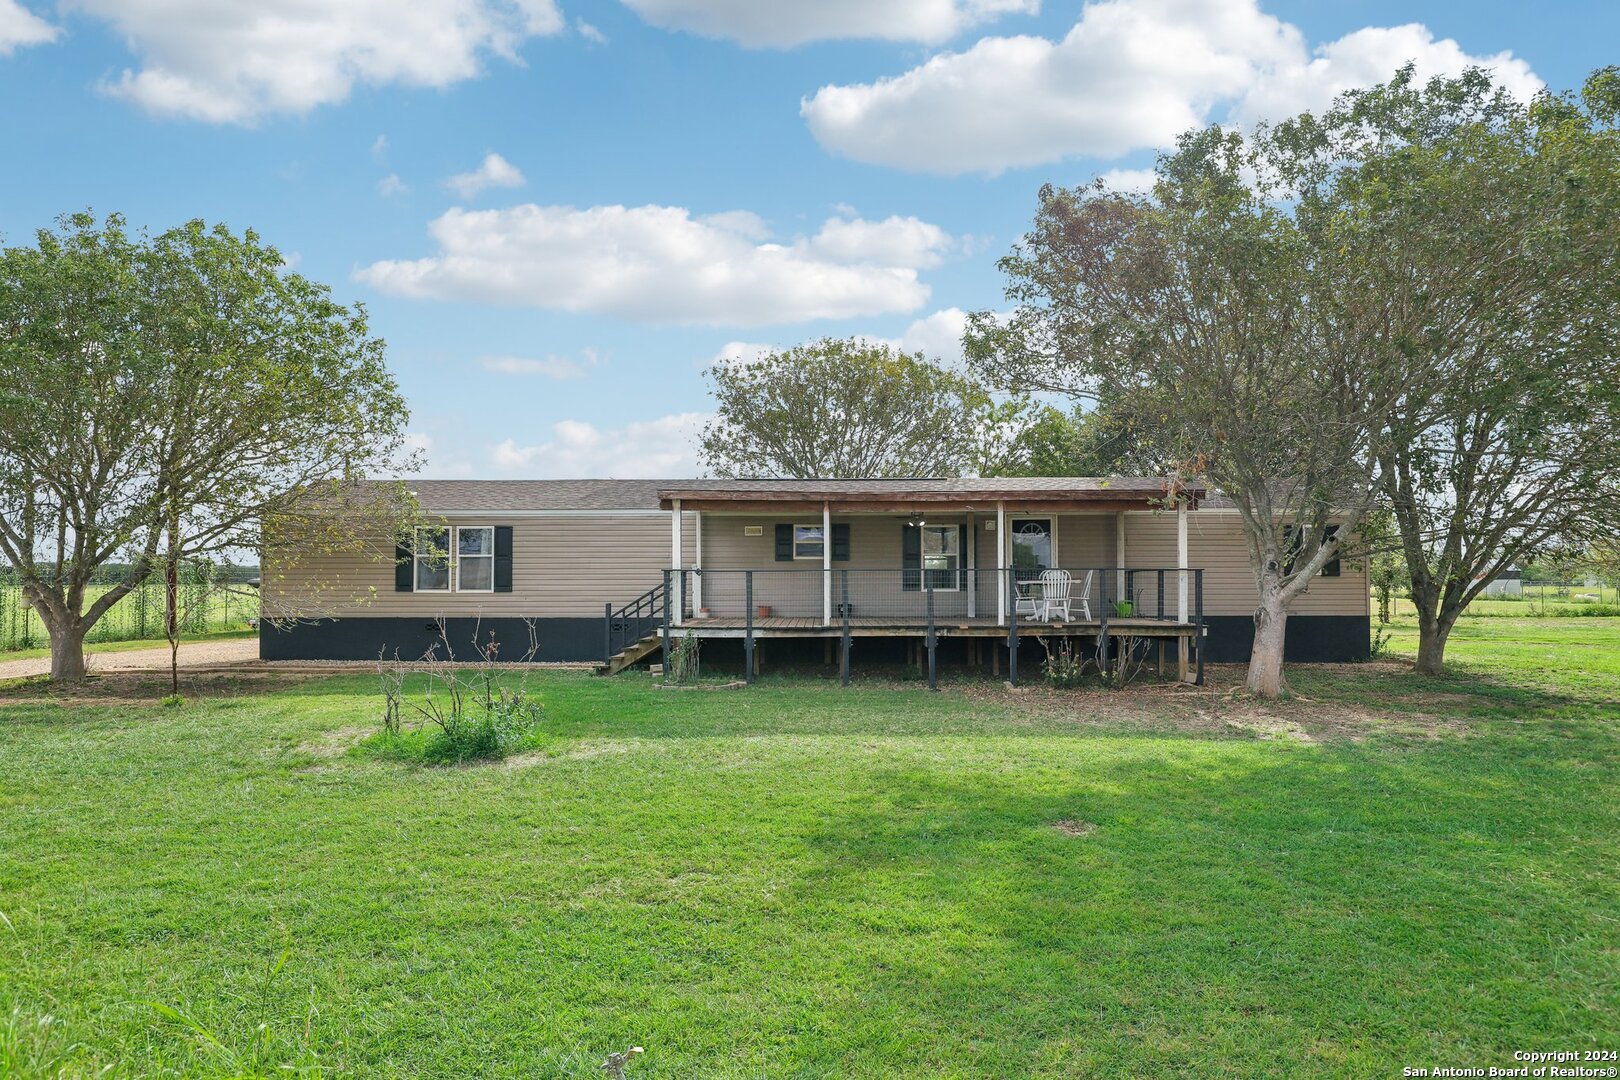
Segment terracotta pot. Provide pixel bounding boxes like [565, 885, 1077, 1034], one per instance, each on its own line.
[757, 605, 772, 618]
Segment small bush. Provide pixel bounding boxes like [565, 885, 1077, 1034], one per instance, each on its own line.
[1039, 637, 1091, 689]
[1548, 604, 1620, 617]
[666, 630, 701, 685]
[161, 694, 184, 708]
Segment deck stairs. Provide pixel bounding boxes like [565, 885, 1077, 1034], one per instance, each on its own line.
[599, 633, 663, 675]
[596, 579, 669, 675]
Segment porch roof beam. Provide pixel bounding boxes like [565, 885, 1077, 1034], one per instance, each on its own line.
[662, 497, 1177, 514]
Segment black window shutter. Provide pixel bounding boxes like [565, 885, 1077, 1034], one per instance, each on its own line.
[1282, 526, 1303, 575]
[1321, 525, 1342, 578]
[775, 524, 793, 562]
[832, 523, 851, 562]
[901, 524, 921, 592]
[395, 537, 414, 592]
[958, 523, 970, 590]
[494, 526, 514, 592]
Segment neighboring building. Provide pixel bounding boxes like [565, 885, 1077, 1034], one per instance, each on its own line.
[1477, 568, 1524, 598]
[260, 477, 1371, 678]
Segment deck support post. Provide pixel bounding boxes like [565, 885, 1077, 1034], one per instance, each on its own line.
[1194, 569, 1206, 686]
[1177, 499, 1190, 682]
[661, 570, 672, 669]
[822, 501, 832, 626]
[840, 570, 851, 687]
[671, 499, 683, 627]
[744, 571, 755, 685]
[926, 584, 937, 691]
[603, 601, 612, 664]
[996, 501, 1007, 626]
[1006, 568, 1019, 686]
[1098, 567, 1110, 678]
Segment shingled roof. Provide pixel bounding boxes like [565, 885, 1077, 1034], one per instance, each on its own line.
[394, 477, 1200, 512]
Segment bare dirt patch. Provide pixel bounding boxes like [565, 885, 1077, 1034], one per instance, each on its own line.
[1050, 819, 1098, 838]
[957, 664, 1470, 743]
[503, 740, 640, 769]
[294, 727, 372, 758]
[0, 670, 334, 709]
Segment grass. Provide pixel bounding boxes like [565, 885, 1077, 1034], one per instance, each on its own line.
[0, 618, 1616, 1076]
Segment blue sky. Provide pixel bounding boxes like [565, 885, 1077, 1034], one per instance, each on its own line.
[1, 0, 1612, 478]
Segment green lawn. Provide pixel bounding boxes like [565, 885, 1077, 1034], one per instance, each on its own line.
[1, 619, 1616, 1077]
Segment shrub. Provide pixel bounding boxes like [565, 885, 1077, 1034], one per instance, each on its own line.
[666, 630, 701, 685]
[1039, 637, 1091, 689]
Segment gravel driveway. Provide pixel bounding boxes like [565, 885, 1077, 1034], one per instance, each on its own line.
[0, 638, 260, 681]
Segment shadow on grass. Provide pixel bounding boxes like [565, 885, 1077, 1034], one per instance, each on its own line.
[776, 745, 1617, 1074]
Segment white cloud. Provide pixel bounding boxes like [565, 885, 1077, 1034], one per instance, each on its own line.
[356, 203, 947, 325]
[809, 214, 953, 270]
[445, 152, 526, 199]
[0, 0, 57, 54]
[894, 307, 972, 364]
[801, 0, 1540, 174]
[64, 0, 565, 123]
[576, 17, 607, 44]
[491, 412, 709, 477]
[377, 173, 409, 196]
[370, 133, 389, 158]
[706, 341, 778, 369]
[1095, 167, 1158, 194]
[480, 350, 594, 378]
[618, 0, 1037, 48]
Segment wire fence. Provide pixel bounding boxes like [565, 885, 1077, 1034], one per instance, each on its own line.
[0, 577, 259, 652]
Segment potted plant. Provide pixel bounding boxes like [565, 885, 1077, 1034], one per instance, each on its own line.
[757, 604, 772, 619]
[1113, 599, 1134, 618]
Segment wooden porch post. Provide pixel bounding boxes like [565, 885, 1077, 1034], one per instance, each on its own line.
[1177, 500, 1190, 680]
[822, 500, 832, 626]
[996, 501, 1007, 626]
[670, 498, 683, 627]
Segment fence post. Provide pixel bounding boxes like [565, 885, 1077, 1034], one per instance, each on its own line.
[840, 570, 851, 688]
[603, 601, 613, 664]
[661, 570, 672, 670]
[926, 583, 937, 691]
[1006, 568, 1019, 686]
[1157, 570, 1165, 621]
[744, 571, 755, 685]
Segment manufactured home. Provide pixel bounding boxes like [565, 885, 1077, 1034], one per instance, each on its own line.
[260, 477, 1370, 680]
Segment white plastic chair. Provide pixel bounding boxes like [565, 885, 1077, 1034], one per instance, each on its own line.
[1039, 569, 1092, 622]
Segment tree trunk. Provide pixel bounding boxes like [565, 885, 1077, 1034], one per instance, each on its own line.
[1246, 594, 1290, 697]
[166, 549, 180, 698]
[1414, 614, 1454, 675]
[49, 620, 88, 682]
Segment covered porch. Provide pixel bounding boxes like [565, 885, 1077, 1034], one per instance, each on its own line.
[606, 479, 1209, 684]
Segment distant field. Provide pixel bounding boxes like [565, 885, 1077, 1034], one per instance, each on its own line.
[0, 582, 256, 653]
[1383, 582, 1620, 619]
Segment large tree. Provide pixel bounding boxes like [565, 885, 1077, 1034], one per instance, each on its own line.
[0, 213, 418, 681]
[1276, 67, 1620, 674]
[967, 128, 1411, 697]
[700, 338, 1032, 478]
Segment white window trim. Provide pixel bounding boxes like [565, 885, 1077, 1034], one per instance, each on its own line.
[920, 524, 962, 592]
[792, 523, 826, 561]
[455, 526, 496, 593]
[414, 526, 451, 593]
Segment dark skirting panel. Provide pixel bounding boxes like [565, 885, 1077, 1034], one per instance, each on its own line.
[1199, 614, 1370, 664]
[260, 617, 607, 663]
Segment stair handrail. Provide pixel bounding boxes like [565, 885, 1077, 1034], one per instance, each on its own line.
[604, 579, 669, 661]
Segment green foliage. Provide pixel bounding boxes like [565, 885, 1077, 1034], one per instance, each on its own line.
[993, 403, 1159, 477]
[1038, 636, 1091, 688]
[160, 694, 184, 708]
[138, 950, 323, 1077]
[701, 337, 1034, 478]
[665, 630, 701, 685]
[0, 211, 419, 680]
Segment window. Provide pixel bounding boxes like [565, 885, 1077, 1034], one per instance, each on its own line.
[456, 526, 495, 592]
[922, 525, 960, 590]
[793, 524, 825, 560]
[1284, 525, 1342, 577]
[414, 527, 450, 592]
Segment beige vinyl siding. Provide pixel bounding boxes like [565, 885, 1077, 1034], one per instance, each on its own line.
[693, 511, 1125, 618]
[1123, 510, 1369, 617]
[264, 512, 696, 620]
